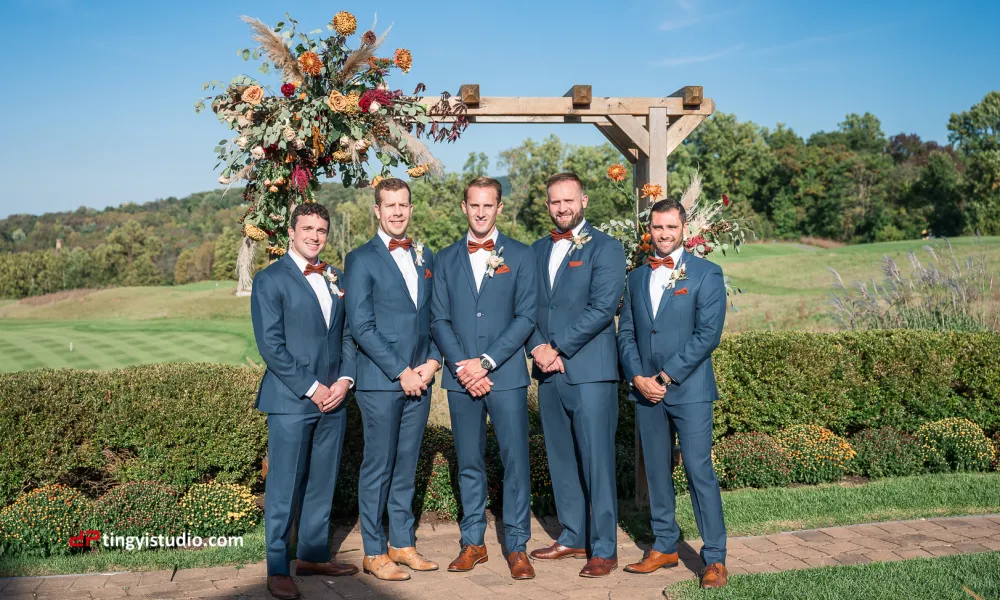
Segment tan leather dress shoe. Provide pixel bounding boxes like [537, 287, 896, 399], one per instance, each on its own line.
[701, 563, 728, 589]
[529, 543, 587, 560]
[507, 551, 535, 580]
[579, 556, 618, 577]
[267, 575, 300, 600]
[623, 550, 680, 574]
[363, 554, 410, 581]
[388, 545, 440, 571]
[295, 558, 359, 577]
[448, 544, 488, 572]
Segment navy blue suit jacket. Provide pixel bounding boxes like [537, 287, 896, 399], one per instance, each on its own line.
[344, 236, 441, 392]
[430, 233, 536, 392]
[616, 251, 726, 405]
[528, 224, 626, 384]
[250, 254, 356, 414]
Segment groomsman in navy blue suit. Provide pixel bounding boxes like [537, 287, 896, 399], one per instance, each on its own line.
[616, 198, 728, 589]
[430, 177, 537, 580]
[527, 173, 626, 578]
[344, 178, 442, 582]
[251, 203, 358, 600]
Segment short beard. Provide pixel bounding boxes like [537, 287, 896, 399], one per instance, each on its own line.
[551, 211, 584, 232]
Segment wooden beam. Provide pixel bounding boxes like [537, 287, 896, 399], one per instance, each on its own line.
[564, 85, 592, 106]
[648, 107, 669, 199]
[682, 85, 703, 106]
[594, 122, 638, 163]
[418, 96, 716, 117]
[666, 115, 706, 155]
[607, 115, 650, 156]
[462, 115, 611, 124]
[459, 84, 480, 106]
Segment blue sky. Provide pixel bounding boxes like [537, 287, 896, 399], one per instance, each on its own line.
[1, 0, 997, 218]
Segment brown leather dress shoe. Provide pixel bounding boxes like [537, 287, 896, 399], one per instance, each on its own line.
[388, 545, 440, 571]
[701, 563, 728, 589]
[295, 558, 359, 576]
[363, 554, 410, 581]
[448, 544, 488, 572]
[623, 550, 680, 574]
[507, 551, 535, 580]
[579, 556, 618, 578]
[267, 575, 300, 600]
[529, 543, 587, 560]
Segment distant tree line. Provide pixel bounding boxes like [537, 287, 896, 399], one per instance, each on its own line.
[1, 92, 996, 299]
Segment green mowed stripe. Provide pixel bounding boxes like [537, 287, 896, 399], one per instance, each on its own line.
[0, 325, 250, 372]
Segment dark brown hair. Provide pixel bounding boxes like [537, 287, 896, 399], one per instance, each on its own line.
[374, 178, 411, 206]
[545, 172, 584, 192]
[290, 202, 330, 229]
[648, 198, 687, 225]
[464, 177, 503, 203]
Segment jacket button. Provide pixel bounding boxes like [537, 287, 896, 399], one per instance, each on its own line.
[549, 305, 555, 309]
[652, 329, 658, 334]
[477, 312, 483, 317]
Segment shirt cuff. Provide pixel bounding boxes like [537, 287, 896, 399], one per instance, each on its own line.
[530, 344, 546, 356]
[306, 380, 319, 398]
[337, 376, 354, 389]
[397, 368, 407, 380]
[481, 354, 497, 370]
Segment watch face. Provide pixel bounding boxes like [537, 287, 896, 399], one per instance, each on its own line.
[480, 358, 491, 371]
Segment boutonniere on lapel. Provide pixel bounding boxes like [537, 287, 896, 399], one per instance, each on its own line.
[569, 230, 592, 255]
[413, 240, 426, 266]
[424, 268, 433, 279]
[664, 264, 688, 291]
[485, 246, 509, 277]
[322, 268, 344, 298]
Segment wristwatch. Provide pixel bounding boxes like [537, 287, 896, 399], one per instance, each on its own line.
[549, 340, 559, 352]
[480, 356, 493, 372]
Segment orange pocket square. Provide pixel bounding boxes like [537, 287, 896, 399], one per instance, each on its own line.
[424, 268, 433, 279]
[674, 288, 689, 296]
[495, 264, 511, 274]
[568, 261, 583, 268]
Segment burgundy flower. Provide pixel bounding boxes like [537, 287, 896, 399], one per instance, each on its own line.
[280, 83, 296, 98]
[291, 164, 312, 193]
[358, 89, 395, 113]
[722, 193, 730, 207]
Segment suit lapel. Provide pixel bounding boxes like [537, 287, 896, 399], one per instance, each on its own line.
[371, 237, 413, 305]
[458, 239, 480, 299]
[281, 255, 326, 328]
[639, 265, 654, 322]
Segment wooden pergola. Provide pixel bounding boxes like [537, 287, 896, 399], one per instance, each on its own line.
[426, 85, 717, 506]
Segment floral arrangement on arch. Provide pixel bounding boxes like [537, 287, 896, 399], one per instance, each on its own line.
[195, 11, 467, 289]
[596, 164, 749, 272]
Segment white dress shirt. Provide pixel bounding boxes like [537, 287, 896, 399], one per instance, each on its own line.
[468, 228, 500, 291]
[650, 246, 685, 319]
[287, 249, 352, 396]
[378, 228, 419, 307]
[460, 228, 500, 371]
[548, 220, 587, 288]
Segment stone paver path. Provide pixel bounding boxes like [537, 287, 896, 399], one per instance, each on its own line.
[3, 514, 1000, 600]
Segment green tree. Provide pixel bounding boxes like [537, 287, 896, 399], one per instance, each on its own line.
[948, 92, 1000, 234]
[174, 241, 215, 284]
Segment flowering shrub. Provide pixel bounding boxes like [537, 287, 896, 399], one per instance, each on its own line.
[713, 433, 792, 489]
[916, 418, 995, 473]
[89, 482, 182, 540]
[993, 433, 1000, 472]
[670, 452, 725, 495]
[421, 454, 458, 520]
[775, 425, 856, 484]
[0, 484, 92, 557]
[178, 483, 260, 538]
[850, 427, 925, 478]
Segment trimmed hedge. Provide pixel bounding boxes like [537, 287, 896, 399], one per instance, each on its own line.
[1, 331, 998, 511]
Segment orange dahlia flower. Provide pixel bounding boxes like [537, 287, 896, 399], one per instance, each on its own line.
[607, 164, 627, 182]
[298, 51, 323, 76]
[641, 183, 664, 200]
[394, 48, 413, 73]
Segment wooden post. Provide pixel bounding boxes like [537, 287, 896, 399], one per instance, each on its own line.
[565, 85, 592, 106]
[648, 107, 668, 197]
[460, 84, 480, 106]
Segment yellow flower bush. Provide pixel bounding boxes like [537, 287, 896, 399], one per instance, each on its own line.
[775, 424, 856, 484]
[178, 482, 260, 538]
[0, 484, 92, 557]
[916, 418, 994, 473]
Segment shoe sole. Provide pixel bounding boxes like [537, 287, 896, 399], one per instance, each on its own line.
[623, 562, 679, 574]
[295, 569, 359, 577]
[448, 555, 488, 572]
[530, 553, 588, 560]
[362, 566, 411, 581]
[267, 588, 301, 600]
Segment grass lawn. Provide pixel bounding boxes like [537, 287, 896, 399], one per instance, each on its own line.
[620, 473, 1000, 541]
[666, 551, 1000, 600]
[0, 524, 265, 577]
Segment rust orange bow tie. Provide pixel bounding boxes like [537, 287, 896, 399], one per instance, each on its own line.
[649, 255, 675, 270]
[388, 238, 412, 252]
[467, 239, 495, 254]
[304, 262, 328, 276]
[550, 229, 574, 242]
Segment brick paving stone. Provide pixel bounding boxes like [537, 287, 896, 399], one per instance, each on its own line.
[848, 524, 891, 537]
[767, 534, 808, 547]
[89, 587, 131, 598]
[854, 537, 900, 550]
[172, 567, 211, 582]
[921, 530, 971, 543]
[3, 595, 39, 600]
[927, 545, 961, 557]
[778, 545, 829, 560]
[861, 550, 902, 562]
[800, 555, 840, 568]
[816, 527, 858, 540]
[980, 538, 1000, 551]
[790, 530, 836, 544]
[768, 558, 811, 571]
[35, 577, 79, 592]
[818, 540, 864, 555]
[874, 522, 920, 535]
[834, 553, 872, 566]
[740, 537, 779, 553]
[3, 578, 43, 593]
[741, 550, 795, 566]
[105, 572, 142, 587]
[137, 570, 175, 586]
[952, 541, 991, 553]
[907, 520, 946, 531]
[895, 548, 934, 559]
